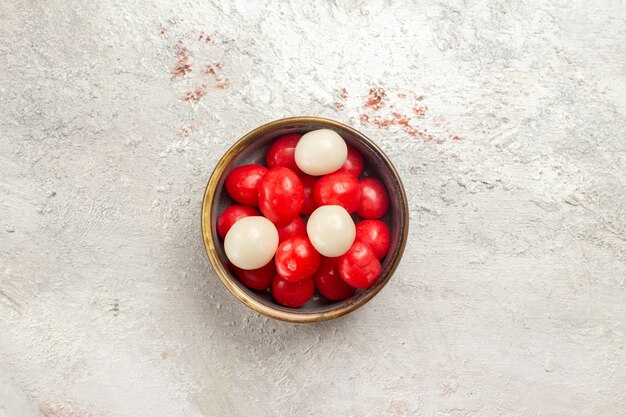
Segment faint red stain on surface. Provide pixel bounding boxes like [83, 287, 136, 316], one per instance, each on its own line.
[391, 112, 435, 141]
[333, 87, 349, 109]
[214, 80, 231, 89]
[364, 87, 387, 110]
[432, 115, 446, 126]
[183, 80, 230, 101]
[178, 124, 197, 137]
[395, 91, 423, 101]
[360, 112, 434, 141]
[198, 31, 212, 43]
[356, 87, 467, 142]
[391, 112, 411, 127]
[203, 63, 226, 82]
[432, 115, 464, 141]
[183, 85, 207, 102]
[171, 44, 192, 79]
[176, 44, 189, 61]
[203, 62, 230, 88]
[412, 106, 427, 117]
[162, 29, 234, 134]
[203, 64, 218, 76]
[359, 114, 391, 128]
[171, 63, 192, 79]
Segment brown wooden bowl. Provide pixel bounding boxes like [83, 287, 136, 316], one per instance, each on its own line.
[201, 117, 408, 322]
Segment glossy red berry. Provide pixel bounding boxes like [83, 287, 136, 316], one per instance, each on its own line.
[300, 175, 318, 215]
[266, 133, 303, 175]
[336, 145, 364, 177]
[313, 172, 362, 213]
[258, 167, 304, 225]
[357, 178, 389, 219]
[225, 164, 268, 206]
[275, 216, 306, 242]
[355, 219, 391, 260]
[338, 241, 381, 289]
[231, 261, 275, 291]
[314, 257, 356, 301]
[216, 205, 260, 239]
[272, 275, 314, 308]
[275, 235, 321, 282]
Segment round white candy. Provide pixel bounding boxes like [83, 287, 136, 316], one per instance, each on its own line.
[295, 129, 348, 176]
[224, 216, 279, 270]
[306, 205, 355, 257]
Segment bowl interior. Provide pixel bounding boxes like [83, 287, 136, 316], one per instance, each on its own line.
[206, 118, 407, 319]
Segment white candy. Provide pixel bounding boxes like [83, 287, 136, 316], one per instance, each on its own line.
[306, 205, 355, 257]
[295, 129, 348, 176]
[224, 216, 279, 270]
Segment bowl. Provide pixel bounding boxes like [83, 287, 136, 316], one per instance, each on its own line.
[201, 116, 408, 322]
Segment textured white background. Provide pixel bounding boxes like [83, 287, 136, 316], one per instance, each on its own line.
[1, 1, 625, 416]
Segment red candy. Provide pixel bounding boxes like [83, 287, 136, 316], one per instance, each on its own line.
[216, 205, 260, 239]
[258, 167, 304, 225]
[336, 145, 364, 177]
[219, 133, 395, 307]
[338, 242, 381, 289]
[225, 164, 268, 206]
[231, 261, 275, 291]
[275, 236, 321, 282]
[266, 133, 303, 175]
[272, 275, 315, 308]
[313, 172, 362, 214]
[275, 216, 306, 242]
[300, 175, 318, 215]
[357, 178, 389, 219]
[355, 219, 391, 260]
[314, 257, 356, 301]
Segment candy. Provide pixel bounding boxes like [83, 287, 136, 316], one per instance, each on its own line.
[314, 257, 356, 301]
[357, 178, 389, 219]
[313, 171, 362, 214]
[338, 241, 381, 289]
[216, 205, 259, 239]
[230, 261, 275, 291]
[225, 164, 268, 206]
[224, 216, 278, 270]
[272, 275, 315, 308]
[299, 175, 318, 215]
[257, 167, 304, 225]
[355, 219, 391, 260]
[275, 216, 307, 242]
[294, 129, 347, 176]
[266, 133, 303, 175]
[306, 205, 355, 257]
[336, 145, 364, 177]
[219, 130, 393, 306]
[275, 236, 321, 282]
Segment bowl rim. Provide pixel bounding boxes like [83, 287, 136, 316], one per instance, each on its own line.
[201, 116, 409, 323]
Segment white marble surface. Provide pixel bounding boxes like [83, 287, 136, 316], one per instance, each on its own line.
[1, 1, 625, 416]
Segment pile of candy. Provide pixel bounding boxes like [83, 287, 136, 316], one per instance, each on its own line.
[217, 129, 390, 308]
